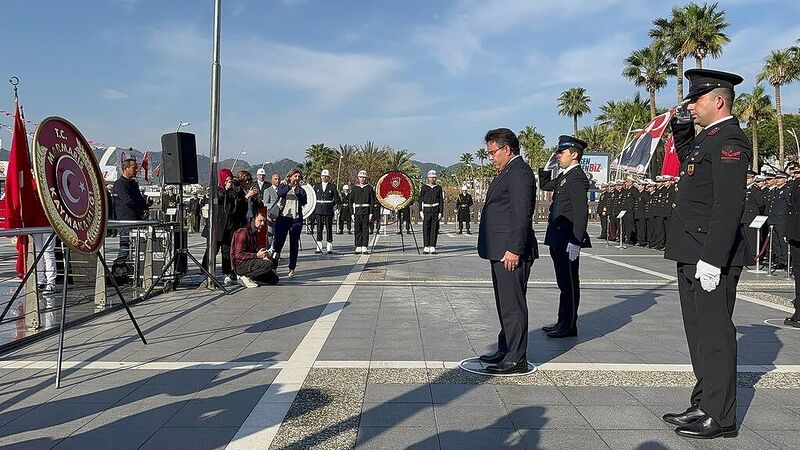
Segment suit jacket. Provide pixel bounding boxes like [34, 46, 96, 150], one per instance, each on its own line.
[478, 156, 538, 261]
[786, 179, 800, 241]
[539, 165, 592, 249]
[664, 117, 752, 268]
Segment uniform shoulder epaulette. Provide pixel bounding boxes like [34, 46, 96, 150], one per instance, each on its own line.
[707, 127, 720, 137]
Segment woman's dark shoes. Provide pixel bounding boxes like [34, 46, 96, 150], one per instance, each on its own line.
[478, 351, 506, 364]
[662, 404, 705, 426]
[485, 360, 529, 374]
[674, 414, 737, 439]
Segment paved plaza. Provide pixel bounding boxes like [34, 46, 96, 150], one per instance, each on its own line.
[1, 224, 800, 449]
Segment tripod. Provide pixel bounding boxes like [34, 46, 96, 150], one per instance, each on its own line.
[142, 184, 228, 300]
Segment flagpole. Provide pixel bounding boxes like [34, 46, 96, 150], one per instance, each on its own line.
[615, 116, 637, 181]
[207, 0, 222, 284]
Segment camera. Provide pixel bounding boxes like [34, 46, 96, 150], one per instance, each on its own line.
[232, 179, 240, 187]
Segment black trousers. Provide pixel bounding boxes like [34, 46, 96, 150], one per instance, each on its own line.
[635, 218, 648, 245]
[315, 214, 334, 242]
[742, 224, 758, 265]
[234, 258, 279, 285]
[338, 213, 352, 233]
[549, 245, 580, 330]
[490, 259, 533, 363]
[623, 213, 636, 243]
[770, 224, 787, 265]
[354, 214, 370, 247]
[458, 219, 471, 232]
[676, 262, 741, 428]
[650, 216, 666, 247]
[599, 215, 608, 238]
[790, 240, 800, 318]
[423, 214, 440, 247]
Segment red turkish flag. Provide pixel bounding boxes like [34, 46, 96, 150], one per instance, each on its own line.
[661, 134, 679, 177]
[4, 99, 49, 278]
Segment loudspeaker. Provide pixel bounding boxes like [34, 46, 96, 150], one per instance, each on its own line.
[161, 132, 198, 184]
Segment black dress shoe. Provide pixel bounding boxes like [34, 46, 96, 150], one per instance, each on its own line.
[662, 404, 705, 426]
[541, 323, 560, 332]
[478, 350, 506, 364]
[547, 327, 577, 338]
[485, 360, 529, 374]
[675, 414, 737, 439]
[784, 316, 800, 328]
[466, 231, 471, 235]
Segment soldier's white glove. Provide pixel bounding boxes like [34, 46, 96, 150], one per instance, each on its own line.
[438, 213, 442, 220]
[694, 259, 721, 292]
[351, 215, 355, 222]
[369, 214, 373, 222]
[419, 211, 424, 219]
[566, 243, 580, 261]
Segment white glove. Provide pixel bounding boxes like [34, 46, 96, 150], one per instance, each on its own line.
[369, 214, 373, 222]
[694, 259, 721, 292]
[351, 215, 355, 222]
[419, 211, 424, 219]
[438, 213, 442, 220]
[567, 243, 580, 261]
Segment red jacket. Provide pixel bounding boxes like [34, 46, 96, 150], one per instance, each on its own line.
[231, 222, 265, 268]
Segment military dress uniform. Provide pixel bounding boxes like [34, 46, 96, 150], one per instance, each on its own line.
[621, 185, 636, 243]
[456, 191, 474, 234]
[634, 186, 650, 246]
[351, 182, 375, 253]
[741, 179, 765, 264]
[419, 184, 444, 252]
[597, 189, 609, 239]
[338, 189, 353, 234]
[784, 174, 800, 325]
[539, 136, 591, 337]
[313, 179, 341, 253]
[608, 187, 621, 241]
[663, 69, 749, 437]
[767, 179, 789, 269]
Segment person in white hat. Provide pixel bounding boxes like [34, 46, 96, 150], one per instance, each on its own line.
[338, 184, 353, 235]
[419, 169, 443, 253]
[313, 169, 341, 254]
[351, 170, 375, 254]
[256, 167, 269, 194]
[456, 185, 474, 234]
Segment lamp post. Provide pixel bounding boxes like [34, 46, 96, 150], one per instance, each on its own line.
[232, 149, 247, 171]
[788, 128, 800, 161]
[176, 121, 190, 132]
[336, 154, 344, 186]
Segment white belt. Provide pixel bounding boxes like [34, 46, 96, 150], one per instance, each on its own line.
[316, 200, 333, 203]
[422, 203, 440, 207]
[354, 203, 371, 207]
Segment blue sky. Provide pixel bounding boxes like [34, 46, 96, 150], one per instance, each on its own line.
[2, 0, 799, 165]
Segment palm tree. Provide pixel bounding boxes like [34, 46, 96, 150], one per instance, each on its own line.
[650, 8, 690, 103]
[577, 124, 612, 152]
[757, 49, 800, 168]
[557, 87, 592, 135]
[336, 144, 357, 185]
[304, 142, 336, 180]
[596, 94, 651, 155]
[733, 85, 773, 171]
[386, 148, 417, 175]
[475, 148, 488, 168]
[459, 152, 475, 182]
[355, 141, 388, 180]
[682, 2, 730, 68]
[623, 46, 677, 119]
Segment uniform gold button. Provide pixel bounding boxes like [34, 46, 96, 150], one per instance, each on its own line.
[698, 227, 702, 231]
[680, 171, 685, 176]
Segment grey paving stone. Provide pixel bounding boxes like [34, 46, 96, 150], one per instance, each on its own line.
[80, 399, 188, 428]
[363, 383, 432, 404]
[495, 385, 571, 406]
[2, 401, 106, 434]
[437, 428, 524, 449]
[738, 404, 800, 430]
[574, 405, 669, 431]
[595, 430, 698, 450]
[507, 404, 592, 430]
[560, 386, 641, 406]
[518, 428, 610, 450]
[164, 397, 258, 427]
[355, 426, 440, 450]
[51, 381, 145, 404]
[144, 369, 219, 388]
[431, 384, 503, 405]
[433, 403, 514, 430]
[359, 402, 435, 428]
[623, 386, 691, 405]
[139, 426, 239, 450]
[52, 425, 160, 450]
[0, 424, 77, 449]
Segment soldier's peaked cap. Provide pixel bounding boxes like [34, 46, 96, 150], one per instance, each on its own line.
[556, 135, 587, 152]
[684, 68, 743, 100]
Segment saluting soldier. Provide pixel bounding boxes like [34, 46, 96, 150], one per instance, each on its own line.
[351, 170, 375, 254]
[596, 184, 610, 239]
[456, 186, 474, 234]
[337, 184, 353, 235]
[741, 171, 765, 265]
[634, 181, 650, 246]
[538, 136, 591, 338]
[313, 169, 341, 254]
[608, 182, 621, 241]
[620, 179, 636, 244]
[419, 170, 444, 254]
[767, 173, 790, 270]
[784, 164, 800, 327]
[662, 69, 750, 439]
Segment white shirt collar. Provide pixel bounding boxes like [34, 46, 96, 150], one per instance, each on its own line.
[561, 162, 580, 176]
[705, 115, 733, 130]
[322, 181, 328, 189]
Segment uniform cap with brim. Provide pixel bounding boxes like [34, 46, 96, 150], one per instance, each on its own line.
[343, 184, 350, 190]
[257, 168, 266, 175]
[556, 135, 588, 152]
[427, 170, 437, 177]
[461, 185, 467, 191]
[321, 169, 330, 177]
[358, 170, 367, 178]
[746, 170, 758, 177]
[684, 68, 744, 100]
[776, 173, 789, 179]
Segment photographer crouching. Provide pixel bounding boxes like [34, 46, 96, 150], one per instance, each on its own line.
[231, 207, 279, 287]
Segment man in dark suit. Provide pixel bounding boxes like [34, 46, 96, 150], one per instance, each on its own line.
[784, 164, 800, 327]
[538, 136, 591, 338]
[663, 68, 750, 439]
[741, 171, 765, 265]
[477, 128, 538, 374]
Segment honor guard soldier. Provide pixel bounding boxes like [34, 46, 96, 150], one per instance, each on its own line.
[313, 169, 341, 254]
[663, 68, 750, 439]
[338, 184, 353, 235]
[767, 173, 790, 270]
[419, 170, 444, 254]
[608, 182, 622, 241]
[634, 180, 650, 246]
[784, 164, 800, 327]
[351, 170, 374, 254]
[456, 186, 474, 234]
[596, 184, 610, 239]
[538, 136, 591, 338]
[741, 170, 765, 264]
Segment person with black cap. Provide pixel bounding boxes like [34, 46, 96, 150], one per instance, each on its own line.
[767, 173, 790, 270]
[741, 170, 766, 265]
[538, 135, 591, 338]
[456, 186, 474, 234]
[419, 170, 444, 254]
[784, 163, 800, 327]
[663, 68, 750, 439]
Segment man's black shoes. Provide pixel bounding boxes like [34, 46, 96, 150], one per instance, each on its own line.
[541, 323, 559, 333]
[784, 316, 800, 328]
[662, 404, 705, 426]
[478, 351, 506, 364]
[485, 360, 529, 374]
[674, 414, 737, 439]
[546, 327, 577, 338]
